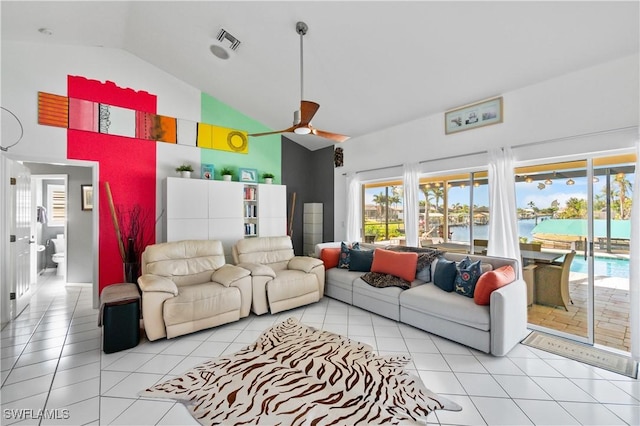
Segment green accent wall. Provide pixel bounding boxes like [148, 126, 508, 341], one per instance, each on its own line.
[201, 93, 281, 183]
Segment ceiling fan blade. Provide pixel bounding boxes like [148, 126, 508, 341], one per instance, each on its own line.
[248, 126, 296, 137]
[311, 128, 350, 143]
[299, 100, 320, 125]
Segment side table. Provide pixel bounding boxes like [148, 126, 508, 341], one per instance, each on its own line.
[99, 283, 141, 353]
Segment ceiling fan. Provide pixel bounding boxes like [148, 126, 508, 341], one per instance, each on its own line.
[249, 21, 349, 143]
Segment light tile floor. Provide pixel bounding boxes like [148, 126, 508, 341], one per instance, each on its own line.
[1, 271, 639, 425]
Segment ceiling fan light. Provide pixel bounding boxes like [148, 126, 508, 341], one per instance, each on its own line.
[294, 126, 311, 135]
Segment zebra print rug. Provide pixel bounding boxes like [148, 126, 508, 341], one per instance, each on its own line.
[140, 317, 461, 425]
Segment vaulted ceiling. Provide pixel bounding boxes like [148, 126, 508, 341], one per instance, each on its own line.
[2, 1, 638, 150]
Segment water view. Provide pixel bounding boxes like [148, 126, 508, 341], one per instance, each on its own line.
[449, 219, 630, 279]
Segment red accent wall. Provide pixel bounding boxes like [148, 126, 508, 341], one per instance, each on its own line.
[66, 76, 157, 293]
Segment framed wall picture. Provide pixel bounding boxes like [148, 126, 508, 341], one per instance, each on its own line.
[81, 184, 93, 211]
[201, 163, 214, 180]
[239, 168, 257, 183]
[445, 97, 503, 134]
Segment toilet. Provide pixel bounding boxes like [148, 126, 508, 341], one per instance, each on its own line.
[51, 234, 65, 276]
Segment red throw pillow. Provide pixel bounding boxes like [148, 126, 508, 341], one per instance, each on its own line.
[474, 265, 516, 305]
[320, 248, 341, 269]
[371, 248, 418, 283]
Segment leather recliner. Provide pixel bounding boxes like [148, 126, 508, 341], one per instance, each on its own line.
[232, 236, 324, 315]
[138, 240, 251, 341]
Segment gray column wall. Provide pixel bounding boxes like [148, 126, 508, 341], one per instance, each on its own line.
[281, 138, 335, 255]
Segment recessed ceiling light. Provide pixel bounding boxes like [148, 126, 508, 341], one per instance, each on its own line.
[210, 45, 230, 60]
[38, 27, 53, 36]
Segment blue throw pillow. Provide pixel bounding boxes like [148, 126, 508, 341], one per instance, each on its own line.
[338, 241, 360, 269]
[349, 249, 374, 272]
[455, 257, 483, 298]
[433, 257, 457, 292]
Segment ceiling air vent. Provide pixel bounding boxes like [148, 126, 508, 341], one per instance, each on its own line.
[216, 29, 241, 51]
[210, 28, 241, 60]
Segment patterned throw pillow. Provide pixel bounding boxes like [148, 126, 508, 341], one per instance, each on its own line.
[338, 241, 360, 269]
[454, 257, 483, 298]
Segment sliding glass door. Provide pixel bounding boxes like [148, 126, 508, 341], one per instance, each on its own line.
[516, 155, 634, 352]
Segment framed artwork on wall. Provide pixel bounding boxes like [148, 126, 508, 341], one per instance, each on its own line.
[445, 97, 503, 134]
[201, 163, 214, 180]
[81, 184, 93, 211]
[239, 168, 257, 183]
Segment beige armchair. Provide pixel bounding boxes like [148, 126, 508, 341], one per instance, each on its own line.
[138, 240, 251, 341]
[534, 250, 576, 310]
[232, 236, 324, 315]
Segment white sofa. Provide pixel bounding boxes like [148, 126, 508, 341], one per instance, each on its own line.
[138, 240, 252, 341]
[315, 242, 528, 356]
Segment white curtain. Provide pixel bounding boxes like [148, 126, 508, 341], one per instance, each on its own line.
[630, 139, 640, 361]
[403, 163, 420, 247]
[487, 147, 521, 268]
[345, 173, 361, 242]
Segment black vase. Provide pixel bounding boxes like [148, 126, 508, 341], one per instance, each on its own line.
[123, 262, 140, 284]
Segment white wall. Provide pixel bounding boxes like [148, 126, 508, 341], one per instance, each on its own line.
[334, 54, 639, 239]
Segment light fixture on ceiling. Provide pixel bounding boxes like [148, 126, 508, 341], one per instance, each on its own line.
[544, 177, 553, 185]
[538, 183, 546, 190]
[525, 176, 533, 183]
[248, 21, 349, 142]
[593, 176, 600, 183]
[566, 178, 575, 185]
[473, 182, 480, 187]
[294, 126, 311, 135]
[210, 28, 241, 60]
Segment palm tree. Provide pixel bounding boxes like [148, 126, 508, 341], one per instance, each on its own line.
[372, 192, 388, 221]
[613, 173, 632, 219]
[558, 197, 587, 219]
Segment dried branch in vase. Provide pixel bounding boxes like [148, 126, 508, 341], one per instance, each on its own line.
[115, 204, 154, 264]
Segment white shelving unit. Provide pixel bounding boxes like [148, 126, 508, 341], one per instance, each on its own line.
[165, 177, 287, 261]
[243, 184, 258, 237]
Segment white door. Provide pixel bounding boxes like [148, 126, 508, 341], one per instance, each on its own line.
[9, 160, 32, 318]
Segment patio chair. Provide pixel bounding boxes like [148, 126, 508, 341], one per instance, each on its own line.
[473, 239, 488, 255]
[534, 250, 576, 310]
[519, 242, 542, 252]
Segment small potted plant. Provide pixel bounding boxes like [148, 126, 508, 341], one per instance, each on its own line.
[220, 167, 234, 182]
[175, 164, 194, 178]
[262, 172, 275, 184]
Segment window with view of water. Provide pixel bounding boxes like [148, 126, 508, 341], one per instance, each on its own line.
[419, 172, 488, 248]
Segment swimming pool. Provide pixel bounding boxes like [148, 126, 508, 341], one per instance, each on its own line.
[570, 256, 630, 279]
